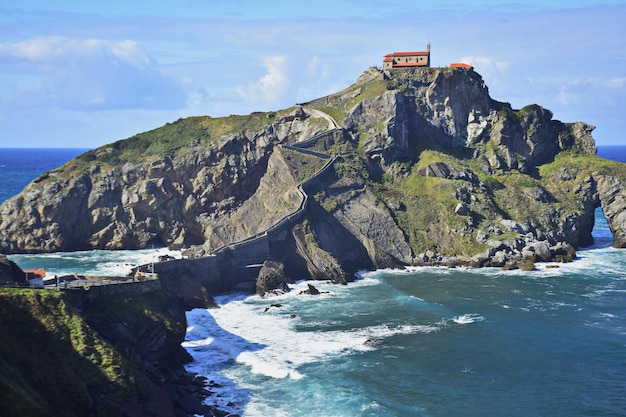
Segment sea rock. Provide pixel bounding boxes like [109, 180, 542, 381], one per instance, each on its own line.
[596, 174, 626, 248]
[550, 241, 577, 263]
[299, 283, 323, 295]
[256, 260, 292, 296]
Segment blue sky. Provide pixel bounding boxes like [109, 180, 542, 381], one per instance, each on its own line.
[0, 1, 625, 148]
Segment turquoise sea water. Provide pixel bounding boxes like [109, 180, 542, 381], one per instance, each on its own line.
[182, 217, 626, 416]
[2, 146, 626, 416]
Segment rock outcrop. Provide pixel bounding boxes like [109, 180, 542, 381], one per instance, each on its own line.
[1, 66, 625, 289]
[596, 174, 626, 247]
[0, 286, 220, 417]
[256, 260, 292, 296]
[0, 109, 320, 253]
[0, 254, 24, 283]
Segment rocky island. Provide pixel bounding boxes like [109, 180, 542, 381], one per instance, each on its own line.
[1, 65, 626, 416]
[1, 66, 625, 280]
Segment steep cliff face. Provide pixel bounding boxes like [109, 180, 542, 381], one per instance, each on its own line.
[343, 68, 597, 172]
[596, 174, 626, 247]
[0, 109, 323, 253]
[0, 288, 211, 417]
[1, 66, 625, 281]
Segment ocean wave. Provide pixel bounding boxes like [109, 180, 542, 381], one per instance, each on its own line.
[451, 314, 485, 325]
[184, 289, 445, 385]
[9, 247, 181, 277]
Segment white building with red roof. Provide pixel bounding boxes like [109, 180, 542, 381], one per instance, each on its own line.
[383, 44, 430, 70]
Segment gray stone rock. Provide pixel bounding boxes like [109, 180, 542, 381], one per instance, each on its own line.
[531, 240, 552, 262]
[596, 175, 626, 248]
[500, 219, 523, 233]
[256, 260, 292, 296]
[455, 202, 470, 216]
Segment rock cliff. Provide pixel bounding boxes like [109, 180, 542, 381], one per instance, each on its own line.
[1, 66, 626, 287]
[0, 254, 24, 283]
[0, 286, 220, 417]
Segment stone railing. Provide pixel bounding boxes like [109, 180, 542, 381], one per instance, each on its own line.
[210, 127, 339, 256]
[149, 112, 343, 293]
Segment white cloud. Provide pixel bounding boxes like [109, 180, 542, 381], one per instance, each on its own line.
[306, 55, 333, 81]
[553, 77, 626, 108]
[557, 85, 574, 106]
[0, 36, 186, 111]
[237, 55, 290, 104]
[306, 56, 320, 77]
[459, 56, 510, 74]
[605, 77, 626, 89]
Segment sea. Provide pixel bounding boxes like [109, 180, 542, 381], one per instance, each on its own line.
[2, 146, 626, 416]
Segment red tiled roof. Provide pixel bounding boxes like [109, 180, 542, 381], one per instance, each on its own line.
[383, 56, 393, 62]
[450, 62, 473, 69]
[25, 269, 46, 279]
[388, 51, 429, 57]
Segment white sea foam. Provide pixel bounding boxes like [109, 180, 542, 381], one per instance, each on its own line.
[10, 247, 181, 278]
[183, 279, 447, 414]
[451, 314, 485, 324]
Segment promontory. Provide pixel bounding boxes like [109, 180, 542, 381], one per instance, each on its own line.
[1, 66, 626, 291]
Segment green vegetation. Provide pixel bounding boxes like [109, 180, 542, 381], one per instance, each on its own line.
[300, 218, 320, 255]
[310, 78, 387, 126]
[40, 109, 291, 182]
[0, 289, 137, 417]
[395, 168, 479, 255]
[540, 152, 626, 178]
[85, 290, 182, 337]
[0, 288, 184, 417]
[279, 147, 328, 184]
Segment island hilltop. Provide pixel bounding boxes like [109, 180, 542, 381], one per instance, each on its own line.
[1, 54, 626, 293]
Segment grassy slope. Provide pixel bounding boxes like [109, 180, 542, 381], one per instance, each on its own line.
[0, 289, 129, 417]
[0, 288, 184, 417]
[30, 110, 291, 187]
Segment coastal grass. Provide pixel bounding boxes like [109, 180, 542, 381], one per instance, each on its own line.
[0, 289, 140, 417]
[87, 290, 183, 336]
[38, 109, 292, 182]
[373, 161, 483, 256]
[540, 152, 626, 179]
[311, 76, 388, 126]
[0, 287, 187, 417]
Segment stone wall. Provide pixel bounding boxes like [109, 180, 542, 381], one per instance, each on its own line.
[63, 278, 162, 306]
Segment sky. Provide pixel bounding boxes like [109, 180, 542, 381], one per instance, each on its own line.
[0, 0, 625, 148]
